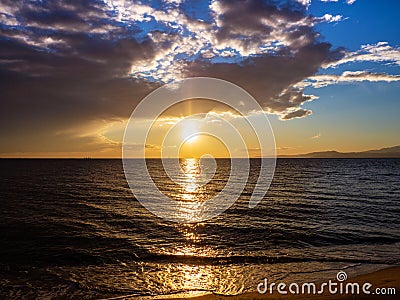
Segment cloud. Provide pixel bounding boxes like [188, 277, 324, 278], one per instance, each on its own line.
[301, 71, 400, 88]
[292, 42, 400, 90]
[325, 42, 400, 68]
[311, 133, 321, 139]
[280, 108, 312, 120]
[295, 0, 311, 7]
[277, 146, 296, 151]
[318, 14, 343, 23]
[183, 43, 331, 120]
[320, 0, 356, 4]
[210, 0, 314, 53]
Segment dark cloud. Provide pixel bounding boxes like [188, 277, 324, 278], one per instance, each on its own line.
[280, 108, 312, 120]
[213, 0, 311, 50]
[185, 42, 338, 118]
[210, 0, 329, 57]
[0, 0, 166, 153]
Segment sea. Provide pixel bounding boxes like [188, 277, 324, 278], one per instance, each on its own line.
[0, 158, 399, 299]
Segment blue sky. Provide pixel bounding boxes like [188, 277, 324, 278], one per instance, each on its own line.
[310, 0, 400, 50]
[294, 0, 400, 152]
[0, 0, 399, 156]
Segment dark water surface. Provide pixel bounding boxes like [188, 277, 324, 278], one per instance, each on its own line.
[0, 159, 399, 299]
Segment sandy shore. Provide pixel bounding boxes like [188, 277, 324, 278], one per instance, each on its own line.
[167, 266, 400, 300]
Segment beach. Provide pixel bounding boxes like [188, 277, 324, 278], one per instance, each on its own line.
[170, 266, 400, 300]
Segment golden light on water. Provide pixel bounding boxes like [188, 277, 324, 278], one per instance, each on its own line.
[170, 154, 222, 223]
[142, 106, 235, 291]
[170, 224, 217, 293]
[181, 158, 201, 197]
[175, 158, 207, 220]
[182, 158, 200, 194]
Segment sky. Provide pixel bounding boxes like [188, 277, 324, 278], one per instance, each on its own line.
[0, 0, 399, 157]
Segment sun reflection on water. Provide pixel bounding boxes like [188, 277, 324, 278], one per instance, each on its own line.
[165, 159, 221, 292]
[163, 222, 245, 296]
[173, 158, 207, 221]
[166, 221, 219, 293]
[181, 158, 201, 195]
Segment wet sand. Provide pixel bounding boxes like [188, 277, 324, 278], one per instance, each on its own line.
[169, 266, 400, 300]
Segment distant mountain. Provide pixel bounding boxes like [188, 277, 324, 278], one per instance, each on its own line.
[279, 146, 400, 158]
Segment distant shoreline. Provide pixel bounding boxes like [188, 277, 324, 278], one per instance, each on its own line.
[278, 145, 400, 158]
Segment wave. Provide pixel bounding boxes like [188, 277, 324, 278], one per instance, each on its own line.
[123, 253, 397, 265]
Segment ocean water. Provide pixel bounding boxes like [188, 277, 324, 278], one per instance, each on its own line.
[0, 158, 399, 299]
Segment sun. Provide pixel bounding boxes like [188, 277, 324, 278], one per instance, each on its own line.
[180, 118, 200, 142]
[179, 134, 230, 158]
[186, 135, 199, 144]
